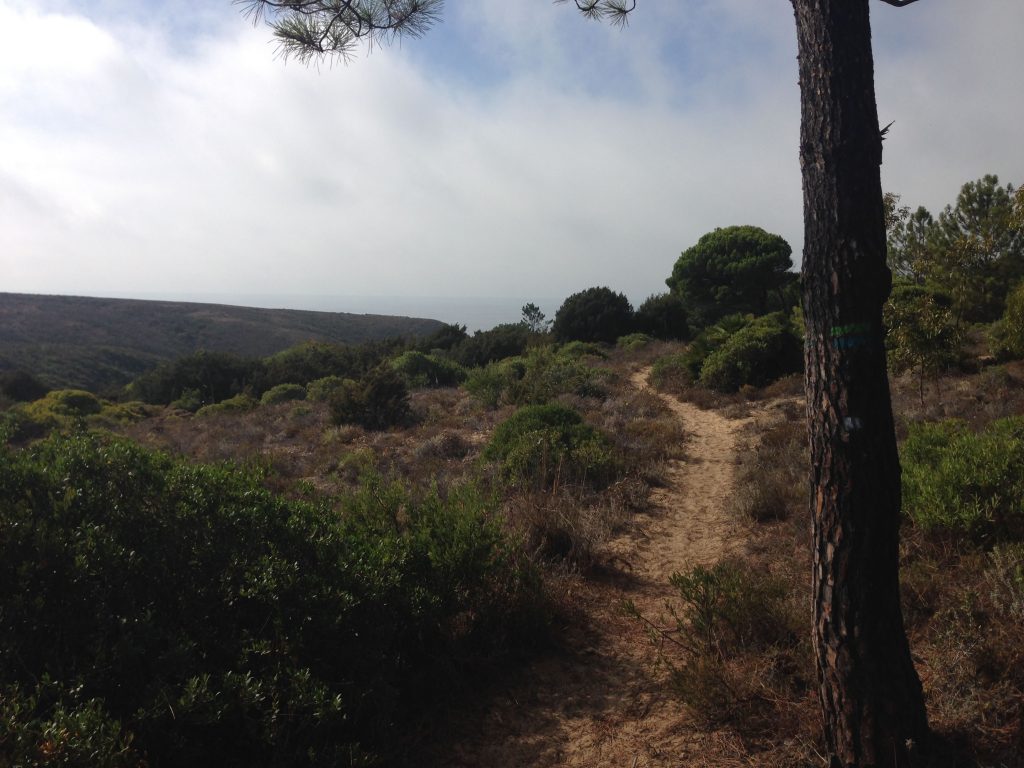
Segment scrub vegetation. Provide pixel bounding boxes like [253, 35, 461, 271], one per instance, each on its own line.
[2, 173, 1022, 766]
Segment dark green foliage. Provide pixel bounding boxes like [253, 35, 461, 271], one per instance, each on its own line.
[126, 340, 402, 408]
[552, 287, 634, 344]
[259, 383, 307, 405]
[677, 314, 757, 384]
[890, 176, 1023, 324]
[932, 175, 1022, 323]
[483, 404, 617, 491]
[901, 417, 1024, 542]
[647, 311, 798, 391]
[698, 313, 803, 393]
[128, 350, 259, 407]
[520, 303, 551, 334]
[0, 369, 48, 403]
[389, 350, 466, 388]
[417, 322, 469, 353]
[1, 681, 142, 767]
[634, 293, 690, 340]
[667, 226, 796, 327]
[329, 366, 411, 430]
[0, 432, 541, 766]
[884, 193, 935, 281]
[451, 323, 533, 369]
[258, 340, 398, 393]
[989, 281, 1024, 360]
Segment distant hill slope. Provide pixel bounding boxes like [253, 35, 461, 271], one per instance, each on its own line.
[0, 293, 444, 392]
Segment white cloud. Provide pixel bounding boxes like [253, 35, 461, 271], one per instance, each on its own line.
[875, 0, 1024, 211]
[1, 0, 1020, 319]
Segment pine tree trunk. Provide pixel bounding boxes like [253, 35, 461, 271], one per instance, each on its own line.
[791, 1, 929, 765]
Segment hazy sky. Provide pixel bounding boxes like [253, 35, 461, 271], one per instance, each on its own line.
[2, 0, 1023, 319]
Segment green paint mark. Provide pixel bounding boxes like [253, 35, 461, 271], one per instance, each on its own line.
[831, 323, 872, 338]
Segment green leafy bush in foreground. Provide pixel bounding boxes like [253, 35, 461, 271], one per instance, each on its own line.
[902, 417, 1024, 542]
[483, 404, 617, 491]
[0, 432, 542, 766]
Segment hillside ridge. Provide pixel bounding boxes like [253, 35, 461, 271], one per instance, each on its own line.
[0, 292, 444, 392]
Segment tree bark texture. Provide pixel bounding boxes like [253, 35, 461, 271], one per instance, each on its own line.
[791, 1, 929, 765]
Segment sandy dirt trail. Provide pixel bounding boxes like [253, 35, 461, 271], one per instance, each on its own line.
[431, 369, 765, 767]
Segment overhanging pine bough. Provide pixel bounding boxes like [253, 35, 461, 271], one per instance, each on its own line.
[244, 0, 932, 764]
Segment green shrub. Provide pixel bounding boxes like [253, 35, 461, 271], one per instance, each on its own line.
[26, 389, 102, 418]
[671, 313, 754, 385]
[94, 401, 160, 425]
[260, 382, 307, 405]
[634, 293, 690, 340]
[901, 417, 1024, 542]
[464, 349, 608, 408]
[464, 357, 528, 408]
[0, 432, 542, 766]
[22, 389, 104, 429]
[195, 393, 257, 416]
[552, 287, 634, 344]
[306, 375, 345, 402]
[389, 350, 466, 389]
[483, 404, 617, 491]
[884, 281, 961, 388]
[514, 348, 608, 405]
[617, 332, 653, 350]
[556, 341, 608, 360]
[128, 351, 259, 406]
[255, 340, 401, 393]
[698, 312, 803, 392]
[989, 281, 1024, 360]
[329, 366, 411, 430]
[169, 387, 204, 412]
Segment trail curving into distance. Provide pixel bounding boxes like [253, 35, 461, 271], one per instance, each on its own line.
[431, 368, 770, 767]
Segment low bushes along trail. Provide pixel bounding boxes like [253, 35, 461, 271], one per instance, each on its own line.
[432, 368, 793, 767]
